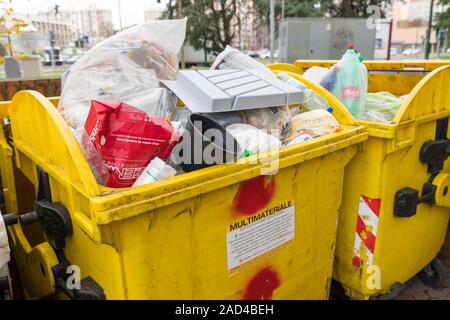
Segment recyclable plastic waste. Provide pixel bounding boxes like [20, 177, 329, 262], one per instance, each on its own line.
[84, 100, 180, 188]
[71, 127, 110, 186]
[59, 36, 351, 188]
[226, 123, 282, 157]
[358, 53, 368, 113]
[132, 157, 177, 187]
[303, 66, 330, 84]
[319, 66, 337, 92]
[277, 72, 330, 111]
[203, 106, 292, 141]
[284, 109, 341, 145]
[286, 130, 315, 146]
[58, 18, 187, 129]
[324, 45, 368, 118]
[361, 92, 404, 123]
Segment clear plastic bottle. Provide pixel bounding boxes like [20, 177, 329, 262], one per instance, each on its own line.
[358, 53, 368, 117]
[333, 44, 365, 118]
[133, 157, 177, 187]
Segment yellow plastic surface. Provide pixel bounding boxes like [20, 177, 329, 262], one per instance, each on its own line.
[0, 90, 366, 299]
[269, 61, 450, 299]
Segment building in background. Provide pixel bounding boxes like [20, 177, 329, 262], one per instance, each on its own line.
[144, 10, 163, 22]
[32, 8, 113, 46]
[17, 13, 74, 47]
[390, 0, 445, 54]
[229, 1, 262, 51]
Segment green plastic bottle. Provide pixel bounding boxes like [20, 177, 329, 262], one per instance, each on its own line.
[358, 53, 368, 117]
[333, 44, 364, 117]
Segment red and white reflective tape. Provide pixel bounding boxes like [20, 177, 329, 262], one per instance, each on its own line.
[352, 195, 381, 267]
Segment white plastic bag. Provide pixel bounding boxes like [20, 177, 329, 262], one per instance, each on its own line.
[302, 66, 330, 84]
[284, 110, 341, 144]
[361, 92, 404, 123]
[58, 18, 187, 129]
[226, 123, 281, 157]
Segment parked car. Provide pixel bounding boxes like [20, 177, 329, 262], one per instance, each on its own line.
[390, 47, 398, 56]
[246, 51, 260, 58]
[402, 47, 422, 56]
[42, 48, 63, 66]
[259, 49, 279, 60]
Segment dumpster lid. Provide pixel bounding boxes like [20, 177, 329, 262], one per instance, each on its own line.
[161, 69, 303, 113]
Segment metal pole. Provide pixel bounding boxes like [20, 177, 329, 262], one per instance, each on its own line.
[425, 0, 434, 59]
[178, 0, 185, 69]
[281, 0, 285, 21]
[118, 0, 123, 31]
[48, 12, 56, 71]
[270, 0, 275, 63]
[387, 19, 393, 60]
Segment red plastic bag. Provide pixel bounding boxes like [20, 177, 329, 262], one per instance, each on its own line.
[85, 100, 180, 188]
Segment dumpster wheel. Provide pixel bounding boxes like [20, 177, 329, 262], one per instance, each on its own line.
[419, 259, 446, 290]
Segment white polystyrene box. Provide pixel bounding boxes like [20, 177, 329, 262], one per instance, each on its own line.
[161, 68, 303, 113]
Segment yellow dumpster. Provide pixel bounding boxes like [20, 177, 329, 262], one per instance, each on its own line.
[0, 90, 366, 300]
[269, 60, 450, 299]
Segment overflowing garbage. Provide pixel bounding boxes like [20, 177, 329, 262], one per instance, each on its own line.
[299, 45, 404, 124]
[361, 92, 406, 123]
[84, 100, 180, 188]
[58, 19, 406, 189]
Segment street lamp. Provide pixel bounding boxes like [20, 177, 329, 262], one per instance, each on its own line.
[118, 0, 123, 31]
[270, 0, 275, 63]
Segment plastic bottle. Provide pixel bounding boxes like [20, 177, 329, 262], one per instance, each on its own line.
[333, 44, 364, 118]
[277, 72, 330, 111]
[133, 157, 177, 187]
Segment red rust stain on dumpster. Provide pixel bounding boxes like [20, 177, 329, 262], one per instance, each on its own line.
[232, 176, 276, 216]
[243, 267, 281, 300]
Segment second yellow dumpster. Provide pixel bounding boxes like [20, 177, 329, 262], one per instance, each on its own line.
[269, 61, 450, 299]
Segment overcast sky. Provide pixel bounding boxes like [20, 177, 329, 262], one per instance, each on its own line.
[11, 0, 169, 29]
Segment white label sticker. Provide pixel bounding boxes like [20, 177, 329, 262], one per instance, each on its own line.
[226, 201, 295, 274]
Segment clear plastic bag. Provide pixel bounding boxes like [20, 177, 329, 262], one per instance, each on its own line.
[226, 123, 281, 157]
[360, 92, 404, 123]
[58, 18, 187, 129]
[71, 127, 110, 186]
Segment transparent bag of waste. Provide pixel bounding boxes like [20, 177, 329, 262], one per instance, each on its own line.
[360, 92, 404, 123]
[58, 18, 187, 129]
[71, 127, 110, 186]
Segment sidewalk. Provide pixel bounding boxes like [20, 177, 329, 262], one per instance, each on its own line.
[394, 264, 450, 300]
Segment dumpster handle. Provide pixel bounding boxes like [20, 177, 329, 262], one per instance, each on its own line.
[4, 166, 106, 300]
[394, 117, 450, 217]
